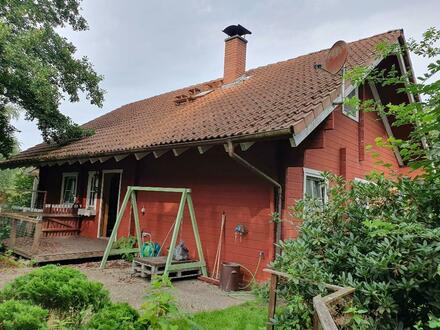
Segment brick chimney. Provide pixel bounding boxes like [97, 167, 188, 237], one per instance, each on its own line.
[222, 25, 252, 84]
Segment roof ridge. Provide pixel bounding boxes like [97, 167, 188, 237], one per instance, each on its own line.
[246, 29, 404, 74]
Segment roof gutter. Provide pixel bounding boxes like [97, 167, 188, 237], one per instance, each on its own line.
[225, 140, 282, 260]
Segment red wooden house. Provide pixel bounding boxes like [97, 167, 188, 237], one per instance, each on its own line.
[1, 26, 416, 279]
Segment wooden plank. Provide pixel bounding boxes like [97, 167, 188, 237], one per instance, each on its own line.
[313, 296, 338, 330]
[339, 148, 347, 179]
[153, 150, 168, 158]
[130, 191, 142, 256]
[164, 191, 187, 275]
[42, 228, 80, 233]
[114, 154, 128, 162]
[167, 261, 204, 271]
[240, 142, 254, 151]
[128, 186, 189, 193]
[135, 152, 150, 160]
[10, 219, 16, 247]
[186, 193, 207, 276]
[267, 273, 278, 330]
[0, 212, 40, 224]
[263, 268, 344, 291]
[172, 148, 189, 157]
[197, 145, 213, 154]
[32, 222, 43, 254]
[368, 81, 404, 166]
[322, 287, 355, 304]
[100, 187, 133, 269]
[44, 218, 75, 228]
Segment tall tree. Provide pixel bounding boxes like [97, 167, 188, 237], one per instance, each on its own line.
[0, 0, 105, 157]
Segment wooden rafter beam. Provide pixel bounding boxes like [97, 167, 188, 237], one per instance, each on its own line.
[135, 152, 150, 161]
[368, 81, 404, 167]
[197, 145, 213, 154]
[153, 150, 168, 159]
[114, 154, 128, 162]
[240, 142, 254, 151]
[99, 156, 111, 163]
[172, 148, 188, 157]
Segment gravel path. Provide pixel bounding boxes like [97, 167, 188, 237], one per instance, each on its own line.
[0, 261, 254, 313]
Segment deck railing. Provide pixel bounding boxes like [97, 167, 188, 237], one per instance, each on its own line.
[0, 212, 43, 255]
[264, 268, 355, 330]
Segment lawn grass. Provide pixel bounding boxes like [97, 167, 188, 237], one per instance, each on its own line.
[176, 301, 267, 330]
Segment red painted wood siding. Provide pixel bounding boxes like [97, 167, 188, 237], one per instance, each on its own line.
[39, 145, 277, 280]
[281, 84, 406, 240]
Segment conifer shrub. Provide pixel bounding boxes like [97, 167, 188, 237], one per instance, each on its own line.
[85, 303, 140, 330]
[0, 300, 48, 330]
[0, 265, 110, 316]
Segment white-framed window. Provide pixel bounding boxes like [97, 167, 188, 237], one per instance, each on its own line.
[303, 168, 327, 205]
[60, 172, 78, 204]
[86, 171, 100, 209]
[343, 87, 359, 122]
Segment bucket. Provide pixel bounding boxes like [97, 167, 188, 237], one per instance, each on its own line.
[219, 262, 241, 291]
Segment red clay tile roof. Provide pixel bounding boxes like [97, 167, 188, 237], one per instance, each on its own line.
[3, 30, 403, 166]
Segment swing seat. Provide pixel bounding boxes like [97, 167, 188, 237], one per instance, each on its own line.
[132, 256, 201, 280]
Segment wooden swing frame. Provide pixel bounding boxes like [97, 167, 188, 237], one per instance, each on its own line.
[100, 186, 207, 277]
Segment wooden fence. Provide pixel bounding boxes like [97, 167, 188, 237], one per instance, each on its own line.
[264, 268, 355, 330]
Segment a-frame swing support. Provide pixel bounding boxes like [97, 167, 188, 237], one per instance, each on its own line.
[100, 186, 207, 277]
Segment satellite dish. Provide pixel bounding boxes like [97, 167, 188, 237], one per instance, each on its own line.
[324, 40, 348, 75]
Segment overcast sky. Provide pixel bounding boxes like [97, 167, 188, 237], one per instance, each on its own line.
[12, 0, 440, 150]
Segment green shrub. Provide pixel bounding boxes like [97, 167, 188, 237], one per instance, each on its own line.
[138, 275, 185, 329]
[0, 300, 48, 330]
[0, 265, 110, 315]
[251, 281, 269, 303]
[274, 173, 440, 329]
[85, 303, 140, 330]
[113, 236, 137, 262]
[272, 294, 312, 330]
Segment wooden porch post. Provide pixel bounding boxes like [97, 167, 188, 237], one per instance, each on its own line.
[267, 273, 278, 330]
[10, 219, 17, 247]
[32, 221, 43, 254]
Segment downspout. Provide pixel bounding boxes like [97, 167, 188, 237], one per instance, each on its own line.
[226, 140, 282, 259]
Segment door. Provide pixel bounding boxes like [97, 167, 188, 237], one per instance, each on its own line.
[100, 172, 122, 238]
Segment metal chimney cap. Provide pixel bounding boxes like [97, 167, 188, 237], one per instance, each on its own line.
[222, 24, 252, 37]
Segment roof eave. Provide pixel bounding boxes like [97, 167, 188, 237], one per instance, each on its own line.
[0, 127, 293, 169]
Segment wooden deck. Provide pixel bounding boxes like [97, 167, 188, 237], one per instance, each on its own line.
[4, 236, 111, 263]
